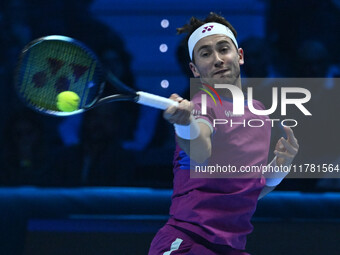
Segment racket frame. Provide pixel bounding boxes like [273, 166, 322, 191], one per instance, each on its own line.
[15, 35, 177, 116]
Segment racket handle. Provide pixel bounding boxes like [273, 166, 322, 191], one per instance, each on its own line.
[136, 91, 179, 110]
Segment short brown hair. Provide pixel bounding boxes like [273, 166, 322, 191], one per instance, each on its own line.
[177, 12, 237, 42]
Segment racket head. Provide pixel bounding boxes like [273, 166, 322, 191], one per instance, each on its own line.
[15, 35, 105, 116]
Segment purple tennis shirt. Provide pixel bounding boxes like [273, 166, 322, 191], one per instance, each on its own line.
[167, 91, 271, 250]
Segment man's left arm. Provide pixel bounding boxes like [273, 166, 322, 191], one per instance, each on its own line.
[258, 127, 299, 200]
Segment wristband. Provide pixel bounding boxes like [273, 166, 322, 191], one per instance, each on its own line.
[174, 116, 200, 140]
[264, 157, 291, 187]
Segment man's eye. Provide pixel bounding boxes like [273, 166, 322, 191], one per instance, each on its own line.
[201, 52, 210, 57]
[221, 47, 229, 53]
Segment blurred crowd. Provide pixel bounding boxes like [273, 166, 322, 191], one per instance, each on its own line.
[0, 0, 339, 191]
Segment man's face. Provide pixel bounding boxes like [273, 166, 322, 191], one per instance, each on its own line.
[189, 34, 244, 87]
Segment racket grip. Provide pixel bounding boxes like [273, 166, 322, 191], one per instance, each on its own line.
[136, 91, 179, 110]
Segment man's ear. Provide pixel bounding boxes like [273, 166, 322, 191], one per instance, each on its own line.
[189, 62, 200, 77]
[238, 48, 244, 65]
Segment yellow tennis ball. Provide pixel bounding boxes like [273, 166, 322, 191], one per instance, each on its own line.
[56, 91, 80, 112]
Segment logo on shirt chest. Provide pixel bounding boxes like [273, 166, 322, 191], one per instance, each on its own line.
[225, 110, 242, 118]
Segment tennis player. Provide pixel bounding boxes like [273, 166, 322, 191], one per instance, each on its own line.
[148, 13, 299, 255]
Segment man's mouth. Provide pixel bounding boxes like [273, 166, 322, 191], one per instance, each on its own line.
[213, 69, 229, 75]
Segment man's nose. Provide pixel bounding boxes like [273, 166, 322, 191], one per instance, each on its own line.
[214, 52, 224, 67]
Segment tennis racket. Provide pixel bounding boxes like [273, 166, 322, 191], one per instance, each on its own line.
[15, 35, 178, 116]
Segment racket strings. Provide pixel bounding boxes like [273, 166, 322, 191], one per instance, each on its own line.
[16, 39, 103, 113]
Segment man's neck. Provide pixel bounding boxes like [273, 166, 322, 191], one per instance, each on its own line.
[200, 77, 242, 98]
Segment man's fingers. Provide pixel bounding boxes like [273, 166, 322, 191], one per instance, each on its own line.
[281, 138, 298, 155]
[275, 139, 284, 151]
[164, 105, 177, 115]
[177, 100, 192, 112]
[163, 105, 178, 123]
[163, 98, 192, 125]
[274, 150, 294, 160]
[283, 127, 299, 148]
[171, 110, 191, 125]
[189, 101, 194, 112]
[169, 93, 183, 102]
[275, 128, 298, 167]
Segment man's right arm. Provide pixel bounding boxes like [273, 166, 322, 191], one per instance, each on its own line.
[163, 94, 212, 163]
[177, 122, 212, 163]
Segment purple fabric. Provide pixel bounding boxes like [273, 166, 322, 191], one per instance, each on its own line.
[148, 224, 250, 255]
[168, 91, 271, 250]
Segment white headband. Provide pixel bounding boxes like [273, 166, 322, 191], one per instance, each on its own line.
[188, 22, 238, 60]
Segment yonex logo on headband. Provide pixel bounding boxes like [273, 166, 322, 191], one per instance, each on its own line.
[202, 26, 214, 33]
[188, 22, 238, 60]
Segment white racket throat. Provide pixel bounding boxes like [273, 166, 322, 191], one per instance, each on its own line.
[136, 91, 178, 110]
